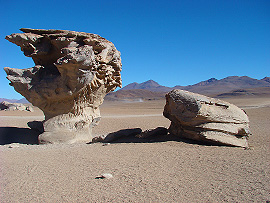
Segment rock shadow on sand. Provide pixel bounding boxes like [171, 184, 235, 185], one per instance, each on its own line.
[107, 134, 225, 146]
[0, 127, 40, 145]
[92, 128, 227, 146]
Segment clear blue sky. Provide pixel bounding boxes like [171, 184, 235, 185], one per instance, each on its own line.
[0, 0, 269, 99]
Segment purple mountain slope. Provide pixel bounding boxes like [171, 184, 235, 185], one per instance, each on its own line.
[109, 76, 270, 99]
[121, 80, 172, 92]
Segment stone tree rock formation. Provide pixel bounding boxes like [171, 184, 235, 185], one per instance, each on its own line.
[163, 89, 251, 147]
[4, 28, 122, 144]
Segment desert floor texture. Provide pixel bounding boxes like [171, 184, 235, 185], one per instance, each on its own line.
[0, 97, 269, 202]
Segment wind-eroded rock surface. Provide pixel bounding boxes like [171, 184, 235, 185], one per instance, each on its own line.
[4, 28, 122, 144]
[163, 89, 251, 147]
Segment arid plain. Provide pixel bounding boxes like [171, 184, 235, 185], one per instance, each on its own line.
[0, 96, 269, 202]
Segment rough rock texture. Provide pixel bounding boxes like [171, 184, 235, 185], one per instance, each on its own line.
[0, 101, 33, 112]
[4, 28, 122, 144]
[163, 89, 251, 147]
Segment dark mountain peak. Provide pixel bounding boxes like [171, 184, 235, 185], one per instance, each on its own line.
[208, 78, 218, 82]
[144, 79, 159, 84]
[140, 80, 160, 88]
[192, 77, 218, 86]
[121, 79, 171, 92]
[121, 80, 159, 91]
[261, 77, 270, 83]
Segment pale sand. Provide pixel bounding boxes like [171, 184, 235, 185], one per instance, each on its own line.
[0, 98, 269, 202]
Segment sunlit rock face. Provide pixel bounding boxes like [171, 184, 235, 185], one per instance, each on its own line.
[163, 89, 251, 147]
[4, 28, 122, 144]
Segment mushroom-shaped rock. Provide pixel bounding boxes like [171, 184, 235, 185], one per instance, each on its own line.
[4, 28, 122, 144]
[163, 89, 251, 147]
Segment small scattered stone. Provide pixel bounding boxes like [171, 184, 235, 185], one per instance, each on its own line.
[96, 173, 113, 179]
[7, 143, 21, 148]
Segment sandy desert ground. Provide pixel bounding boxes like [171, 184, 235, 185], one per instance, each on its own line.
[0, 97, 269, 202]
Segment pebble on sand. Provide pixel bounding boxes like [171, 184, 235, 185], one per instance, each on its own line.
[96, 173, 113, 179]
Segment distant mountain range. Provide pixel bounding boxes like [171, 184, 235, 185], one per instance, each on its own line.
[2, 76, 270, 102]
[106, 76, 270, 100]
[177, 76, 270, 95]
[0, 98, 29, 104]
